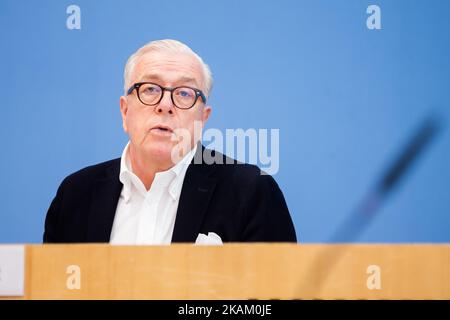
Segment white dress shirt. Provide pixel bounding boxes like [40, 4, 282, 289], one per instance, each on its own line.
[109, 142, 197, 245]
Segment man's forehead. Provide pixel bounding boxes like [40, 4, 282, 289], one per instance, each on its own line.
[140, 73, 197, 85]
[134, 51, 204, 86]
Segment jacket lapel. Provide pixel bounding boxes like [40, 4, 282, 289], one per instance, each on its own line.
[84, 145, 216, 243]
[86, 159, 123, 242]
[171, 145, 217, 243]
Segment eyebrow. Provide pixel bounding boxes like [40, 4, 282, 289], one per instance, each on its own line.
[140, 73, 200, 88]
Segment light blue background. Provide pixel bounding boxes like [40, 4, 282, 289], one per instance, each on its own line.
[0, 0, 449, 243]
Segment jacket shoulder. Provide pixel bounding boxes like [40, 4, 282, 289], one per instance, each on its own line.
[61, 158, 121, 187]
[201, 147, 269, 182]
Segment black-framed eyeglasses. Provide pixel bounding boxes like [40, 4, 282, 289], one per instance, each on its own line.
[127, 82, 207, 110]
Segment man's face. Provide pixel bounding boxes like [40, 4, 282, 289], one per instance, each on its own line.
[120, 51, 211, 163]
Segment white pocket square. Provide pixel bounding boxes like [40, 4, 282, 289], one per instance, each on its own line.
[194, 232, 223, 245]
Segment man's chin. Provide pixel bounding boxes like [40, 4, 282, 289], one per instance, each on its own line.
[137, 139, 173, 160]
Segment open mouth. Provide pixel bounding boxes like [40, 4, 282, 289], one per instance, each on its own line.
[150, 125, 174, 134]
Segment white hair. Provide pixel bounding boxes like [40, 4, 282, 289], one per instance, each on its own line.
[123, 39, 213, 97]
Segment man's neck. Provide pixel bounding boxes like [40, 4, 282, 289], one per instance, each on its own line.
[128, 147, 174, 191]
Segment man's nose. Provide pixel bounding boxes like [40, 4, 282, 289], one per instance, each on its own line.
[155, 90, 175, 115]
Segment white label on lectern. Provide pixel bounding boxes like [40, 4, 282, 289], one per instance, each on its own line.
[0, 245, 25, 296]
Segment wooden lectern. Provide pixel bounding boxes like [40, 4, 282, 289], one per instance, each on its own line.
[2, 244, 449, 299]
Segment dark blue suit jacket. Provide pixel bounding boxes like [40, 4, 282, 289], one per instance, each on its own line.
[43, 145, 297, 243]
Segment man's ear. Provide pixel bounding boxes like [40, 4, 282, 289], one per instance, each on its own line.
[202, 105, 212, 123]
[120, 96, 129, 133]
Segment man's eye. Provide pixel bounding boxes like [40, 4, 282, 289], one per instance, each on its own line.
[178, 89, 193, 98]
[143, 86, 159, 94]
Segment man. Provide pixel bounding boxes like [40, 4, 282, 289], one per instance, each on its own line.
[44, 39, 296, 244]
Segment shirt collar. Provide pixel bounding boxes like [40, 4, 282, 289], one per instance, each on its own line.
[167, 143, 197, 200]
[119, 142, 197, 203]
